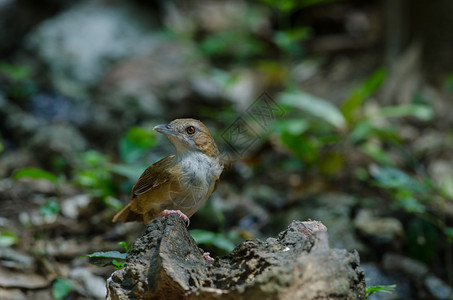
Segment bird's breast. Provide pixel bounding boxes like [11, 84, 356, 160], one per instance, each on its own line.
[172, 151, 222, 214]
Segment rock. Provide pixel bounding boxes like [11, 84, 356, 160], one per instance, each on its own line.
[97, 38, 204, 118]
[29, 123, 87, 161]
[25, 0, 158, 98]
[274, 193, 366, 253]
[428, 160, 453, 199]
[0, 247, 35, 271]
[224, 69, 264, 110]
[70, 267, 107, 299]
[354, 209, 404, 242]
[24, 289, 52, 300]
[0, 288, 27, 300]
[382, 253, 428, 281]
[0, 266, 48, 289]
[0, 149, 34, 178]
[107, 214, 365, 299]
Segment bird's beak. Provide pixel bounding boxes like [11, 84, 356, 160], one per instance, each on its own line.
[153, 124, 178, 136]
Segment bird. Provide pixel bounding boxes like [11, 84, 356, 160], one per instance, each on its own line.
[113, 118, 223, 231]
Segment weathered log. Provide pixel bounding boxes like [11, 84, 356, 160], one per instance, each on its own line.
[106, 214, 366, 299]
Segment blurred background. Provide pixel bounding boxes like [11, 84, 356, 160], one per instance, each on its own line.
[1, 0, 453, 299]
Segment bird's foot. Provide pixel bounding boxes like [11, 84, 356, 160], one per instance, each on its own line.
[160, 209, 190, 226]
[202, 252, 214, 261]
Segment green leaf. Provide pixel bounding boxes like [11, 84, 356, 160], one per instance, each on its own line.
[341, 68, 386, 123]
[259, 0, 341, 11]
[318, 152, 344, 175]
[200, 31, 267, 59]
[111, 259, 125, 270]
[0, 62, 31, 81]
[279, 91, 346, 129]
[14, 168, 57, 183]
[349, 121, 374, 143]
[271, 118, 309, 135]
[118, 241, 132, 254]
[395, 196, 426, 214]
[365, 284, 396, 298]
[378, 104, 434, 121]
[359, 142, 395, 166]
[103, 196, 123, 211]
[0, 230, 20, 247]
[52, 278, 72, 300]
[273, 28, 310, 54]
[83, 251, 128, 260]
[445, 227, 453, 243]
[281, 132, 318, 163]
[39, 199, 60, 217]
[119, 127, 157, 163]
[109, 164, 144, 180]
[369, 165, 427, 194]
[444, 73, 453, 90]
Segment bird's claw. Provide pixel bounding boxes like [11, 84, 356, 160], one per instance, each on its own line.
[160, 209, 190, 226]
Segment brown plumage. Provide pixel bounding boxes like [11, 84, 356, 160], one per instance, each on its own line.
[112, 119, 223, 224]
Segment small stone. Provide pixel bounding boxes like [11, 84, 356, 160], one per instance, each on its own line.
[70, 268, 107, 299]
[0, 247, 35, 270]
[354, 209, 404, 241]
[425, 275, 453, 300]
[61, 194, 91, 219]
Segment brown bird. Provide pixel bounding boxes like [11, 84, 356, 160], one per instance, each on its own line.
[113, 118, 223, 229]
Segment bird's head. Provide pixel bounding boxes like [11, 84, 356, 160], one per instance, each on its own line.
[153, 119, 219, 157]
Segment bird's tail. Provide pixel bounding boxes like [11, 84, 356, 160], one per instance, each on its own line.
[112, 202, 145, 223]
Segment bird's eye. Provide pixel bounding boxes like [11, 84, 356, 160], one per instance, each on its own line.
[186, 126, 196, 134]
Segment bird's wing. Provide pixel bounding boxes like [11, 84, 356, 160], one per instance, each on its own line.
[132, 154, 175, 196]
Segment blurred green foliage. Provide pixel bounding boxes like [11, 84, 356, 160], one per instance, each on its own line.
[0, 61, 37, 100]
[73, 150, 115, 199]
[190, 229, 239, 255]
[271, 66, 451, 265]
[71, 125, 161, 209]
[52, 278, 72, 300]
[14, 167, 58, 184]
[341, 68, 386, 123]
[201, 31, 268, 60]
[39, 199, 60, 217]
[119, 126, 157, 163]
[446, 227, 453, 243]
[273, 28, 311, 57]
[0, 62, 31, 81]
[259, 0, 342, 11]
[0, 230, 20, 247]
[445, 73, 453, 90]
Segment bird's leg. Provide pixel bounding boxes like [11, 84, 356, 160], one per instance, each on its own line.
[159, 209, 190, 226]
[202, 252, 214, 261]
